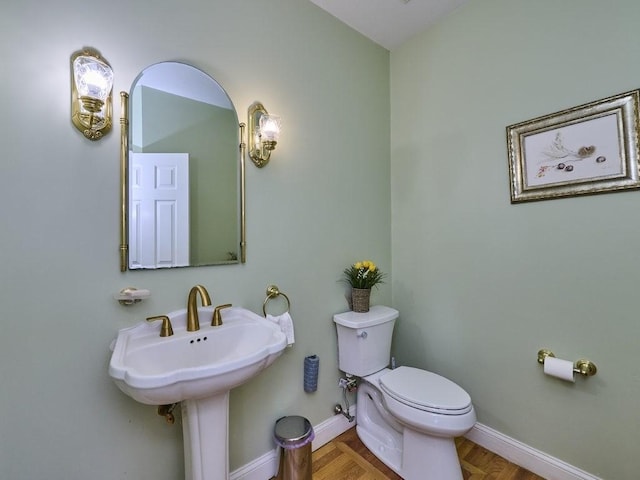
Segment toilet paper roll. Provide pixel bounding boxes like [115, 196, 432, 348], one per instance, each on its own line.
[304, 355, 319, 393]
[543, 356, 575, 382]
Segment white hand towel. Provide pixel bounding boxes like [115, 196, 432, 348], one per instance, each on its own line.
[266, 312, 295, 346]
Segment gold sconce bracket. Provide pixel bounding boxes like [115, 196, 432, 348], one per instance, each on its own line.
[70, 47, 113, 140]
[247, 102, 280, 168]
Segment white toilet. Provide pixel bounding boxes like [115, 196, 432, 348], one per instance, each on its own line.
[334, 305, 476, 480]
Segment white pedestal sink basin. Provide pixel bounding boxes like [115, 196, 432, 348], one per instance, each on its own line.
[109, 306, 287, 480]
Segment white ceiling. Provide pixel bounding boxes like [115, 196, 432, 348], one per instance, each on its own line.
[308, 0, 471, 50]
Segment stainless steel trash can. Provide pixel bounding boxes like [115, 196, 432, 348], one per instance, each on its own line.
[274, 415, 314, 480]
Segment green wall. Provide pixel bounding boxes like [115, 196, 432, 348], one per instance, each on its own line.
[3, 0, 636, 478]
[0, 1, 390, 479]
[391, 1, 640, 478]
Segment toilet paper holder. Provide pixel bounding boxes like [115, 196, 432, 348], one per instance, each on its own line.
[537, 349, 597, 377]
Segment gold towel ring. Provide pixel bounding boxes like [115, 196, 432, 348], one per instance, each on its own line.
[262, 285, 291, 316]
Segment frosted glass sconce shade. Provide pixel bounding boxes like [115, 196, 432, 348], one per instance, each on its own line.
[248, 102, 281, 168]
[259, 114, 281, 142]
[70, 47, 113, 140]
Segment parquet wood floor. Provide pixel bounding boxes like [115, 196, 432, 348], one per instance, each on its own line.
[306, 427, 546, 480]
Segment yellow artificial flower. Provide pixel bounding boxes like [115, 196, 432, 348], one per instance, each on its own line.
[342, 259, 385, 289]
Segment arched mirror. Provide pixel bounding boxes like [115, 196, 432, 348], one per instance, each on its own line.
[119, 62, 245, 271]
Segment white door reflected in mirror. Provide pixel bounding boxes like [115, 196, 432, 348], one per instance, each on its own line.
[129, 152, 189, 268]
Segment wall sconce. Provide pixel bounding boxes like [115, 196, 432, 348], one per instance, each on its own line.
[248, 102, 281, 167]
[70, 47, 113, 140]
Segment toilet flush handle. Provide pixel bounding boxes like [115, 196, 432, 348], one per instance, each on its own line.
[357, 331, 368, 339]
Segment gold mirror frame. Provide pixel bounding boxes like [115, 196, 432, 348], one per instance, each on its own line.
[118, 93, 246, 272]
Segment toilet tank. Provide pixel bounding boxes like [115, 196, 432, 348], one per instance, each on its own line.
[333, 305, 399, 377]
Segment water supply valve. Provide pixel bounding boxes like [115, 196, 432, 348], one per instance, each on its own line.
[338, 376, 357, 392]
[157, 403, 177, 424]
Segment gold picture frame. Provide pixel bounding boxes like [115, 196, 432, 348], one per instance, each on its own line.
[506, 90, 640, 203]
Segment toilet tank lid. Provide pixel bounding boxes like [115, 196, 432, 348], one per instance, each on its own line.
[333, 305, 399, 328]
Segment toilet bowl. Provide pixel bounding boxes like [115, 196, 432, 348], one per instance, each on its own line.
[334, 306, 476, 480]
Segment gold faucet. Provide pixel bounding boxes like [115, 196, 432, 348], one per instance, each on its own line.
[187, 285, 212, 331]
[212, 304, 232, 327]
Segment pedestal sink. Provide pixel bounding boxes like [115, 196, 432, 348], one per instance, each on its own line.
[108, 306, 287, 480]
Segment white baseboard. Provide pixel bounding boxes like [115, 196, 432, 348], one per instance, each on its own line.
[311, 405, 357, 451]
[465, 423, 601, 480]
[230, 407, 355, 480]
[229, 449, 278, 480]
[231, 411, 601, 480]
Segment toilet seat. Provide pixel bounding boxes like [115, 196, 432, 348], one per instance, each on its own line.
[379, 366, 472, 416]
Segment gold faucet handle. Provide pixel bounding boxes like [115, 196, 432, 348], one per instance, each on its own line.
[147, 315, 174, 337]
[212, 304, 232, 327]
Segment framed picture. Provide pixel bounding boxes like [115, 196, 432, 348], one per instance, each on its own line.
[506, 90, 640, 203]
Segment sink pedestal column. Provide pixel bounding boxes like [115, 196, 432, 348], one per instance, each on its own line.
[182, 392, 230, 480]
